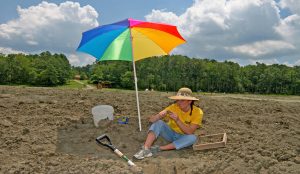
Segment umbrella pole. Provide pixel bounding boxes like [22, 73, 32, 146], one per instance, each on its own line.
[132, 60, 142, 131]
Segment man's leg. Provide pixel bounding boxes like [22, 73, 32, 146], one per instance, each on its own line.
[149, 120, 175, 141]
[144, 131, 156, 149]
[148, 120, 178, 151]
[159, 143, 176, 150]
[159, 132, 197, 150]
[172, 134, 197, 149]
[134, 120, 171, 159]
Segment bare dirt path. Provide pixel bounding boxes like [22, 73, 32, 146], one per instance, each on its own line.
[73, 80, 95, 89]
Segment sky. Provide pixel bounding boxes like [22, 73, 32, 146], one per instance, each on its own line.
[0, 0, 299, 67]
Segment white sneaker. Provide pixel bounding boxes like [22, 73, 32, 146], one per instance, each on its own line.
[133, 147, 153, 160]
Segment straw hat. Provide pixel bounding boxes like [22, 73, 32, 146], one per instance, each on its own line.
[168, 87, 199, 101]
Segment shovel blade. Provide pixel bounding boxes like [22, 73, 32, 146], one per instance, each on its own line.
[96, 134, 115, 151]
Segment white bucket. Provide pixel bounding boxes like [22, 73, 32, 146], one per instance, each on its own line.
[91, 105, 114, 127]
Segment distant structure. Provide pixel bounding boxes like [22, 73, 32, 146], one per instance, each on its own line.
[97, 81, 112, 89]
[74, 75, 81, 80]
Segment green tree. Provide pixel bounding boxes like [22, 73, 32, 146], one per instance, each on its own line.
[121, 71, 133, 89]
[36, 64, 59, 86]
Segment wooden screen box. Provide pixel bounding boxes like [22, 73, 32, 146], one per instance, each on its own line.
[193, 133, 227, 151]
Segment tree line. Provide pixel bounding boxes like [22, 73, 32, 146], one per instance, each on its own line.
[0, 53, 299, 95]
[80, 55, 300, 95]
[0, 52, 71, 86]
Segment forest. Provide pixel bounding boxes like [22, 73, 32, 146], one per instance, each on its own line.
[1, 52, 300, 95]
[74, 55, 300, 95]
[0, 52, 71, 86]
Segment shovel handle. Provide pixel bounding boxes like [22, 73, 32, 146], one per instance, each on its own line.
[96, 134, 116, 151]
[95, 134, 137, 167]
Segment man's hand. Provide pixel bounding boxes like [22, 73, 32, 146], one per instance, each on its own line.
[149, 110, 168, 123]
[159, 110, 168, 118]
[168, 111, 179, 122]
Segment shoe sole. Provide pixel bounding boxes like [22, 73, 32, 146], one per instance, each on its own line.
[134, 153, 153, 160]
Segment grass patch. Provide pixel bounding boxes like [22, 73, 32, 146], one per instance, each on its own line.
[80, 80, 89, 85]
[56, 80, 85, 89]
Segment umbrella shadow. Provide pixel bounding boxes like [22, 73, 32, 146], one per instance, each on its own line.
[56, 117, 194, 159]
[55, 117, 147, 159]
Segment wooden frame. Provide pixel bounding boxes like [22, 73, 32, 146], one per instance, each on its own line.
[193, 133, 227, 151]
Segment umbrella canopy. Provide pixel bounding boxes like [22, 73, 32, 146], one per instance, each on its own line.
[77, 18, 186, 61]
[77, 18, 186, 131]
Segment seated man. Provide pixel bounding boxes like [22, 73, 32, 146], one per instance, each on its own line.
[134, 87, 204, 159]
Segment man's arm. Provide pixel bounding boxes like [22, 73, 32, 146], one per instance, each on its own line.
[149, 110, 168, 123]
[169, 112, 199, 134]
[175, 120, 199, 134]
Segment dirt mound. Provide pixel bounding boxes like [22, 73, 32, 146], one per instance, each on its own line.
[0, 86, 299, 173]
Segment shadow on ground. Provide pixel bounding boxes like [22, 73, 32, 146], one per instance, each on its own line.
[56, 117, 195, 161]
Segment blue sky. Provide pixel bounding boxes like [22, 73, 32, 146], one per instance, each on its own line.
[0, 0, 193, 24]
[0, 0, 299, 66]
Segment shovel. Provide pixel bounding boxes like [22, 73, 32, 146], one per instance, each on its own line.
[96, 134, 136, 166]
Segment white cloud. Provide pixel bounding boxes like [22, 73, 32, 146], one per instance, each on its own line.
[67, 53, 95, 66]
[275, 14, 300, 44]
[145, 10, 180, 25]
[0, 1, 98, 65]
[1, 0, 299, 66]
[228, 40, 295, 57]
[279, 0, 300, 14]
[0, 47, 26, 54]
[145, 0, 300, 66]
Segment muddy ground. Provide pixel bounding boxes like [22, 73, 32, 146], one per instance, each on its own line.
[0, 86, 299, 174]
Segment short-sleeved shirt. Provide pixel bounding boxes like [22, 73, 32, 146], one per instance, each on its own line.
[164, 103, 203, 134]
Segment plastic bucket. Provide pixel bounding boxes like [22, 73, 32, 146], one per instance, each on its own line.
[91, 105, 114, 127]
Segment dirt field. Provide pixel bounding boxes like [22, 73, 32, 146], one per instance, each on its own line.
[0, 86, 299, 174]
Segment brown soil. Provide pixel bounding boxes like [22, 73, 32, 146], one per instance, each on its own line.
[0, 86, 299, 174]
[198, 134, 225, 144]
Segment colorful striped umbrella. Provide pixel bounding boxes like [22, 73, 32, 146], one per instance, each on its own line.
[77, 18, 186, 131]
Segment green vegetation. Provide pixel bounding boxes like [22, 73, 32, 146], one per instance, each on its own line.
[1, 53, 299, 95]
[56, 80, 85, 89]
[79, 80, 89, 85]
[0, 52, 71, 86]
[75, 55, 300, 95]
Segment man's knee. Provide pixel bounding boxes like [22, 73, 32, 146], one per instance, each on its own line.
[187, 134, 197, 144]
[153, 119, 164, 125]
[149, 120, 165, 137]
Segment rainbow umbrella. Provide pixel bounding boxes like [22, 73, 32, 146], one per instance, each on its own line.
[77, 18, 186, 131]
